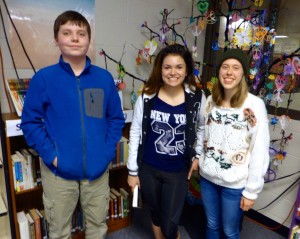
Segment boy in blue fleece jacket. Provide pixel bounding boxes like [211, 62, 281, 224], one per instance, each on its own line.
[21, 10, 125, 239]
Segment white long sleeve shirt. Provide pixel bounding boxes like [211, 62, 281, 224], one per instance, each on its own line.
[199, 93, 270, 200]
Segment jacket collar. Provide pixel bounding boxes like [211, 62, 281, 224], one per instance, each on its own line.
[59, 55, 92, 76]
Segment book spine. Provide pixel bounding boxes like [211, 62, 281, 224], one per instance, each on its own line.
[12, 160, 17, 191]
[123, 195, 128, 217]
[109, 198, 114, 222]
[113, 197, 118, 219]
[17, 161, 25, 191]
[120, 195, 124, 218]
[17, 211, 30, 239]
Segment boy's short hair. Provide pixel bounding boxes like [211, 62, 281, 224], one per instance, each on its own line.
[54, 10, 91, 41]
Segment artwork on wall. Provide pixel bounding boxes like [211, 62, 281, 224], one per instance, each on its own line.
[5, 0, 95, 69]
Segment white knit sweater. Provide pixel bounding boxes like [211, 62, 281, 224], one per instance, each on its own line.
[199, 93, 270, 200]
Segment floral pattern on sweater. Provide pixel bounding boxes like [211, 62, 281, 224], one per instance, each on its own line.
[199, 94, 270, 200]
[204, 107, 257, 169]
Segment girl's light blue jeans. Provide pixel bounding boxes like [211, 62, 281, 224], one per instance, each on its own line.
[200, 177, 244, 239]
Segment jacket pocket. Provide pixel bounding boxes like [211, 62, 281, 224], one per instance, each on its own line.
[84, 88, 104, 118]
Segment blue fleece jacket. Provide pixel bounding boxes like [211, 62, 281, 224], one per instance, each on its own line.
[21, 56, 125, 180]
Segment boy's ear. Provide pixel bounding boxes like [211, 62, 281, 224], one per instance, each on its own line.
[54, 38, 59, 46]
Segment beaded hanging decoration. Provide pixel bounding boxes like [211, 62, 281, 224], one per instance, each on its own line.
[131, 79, 137, 110]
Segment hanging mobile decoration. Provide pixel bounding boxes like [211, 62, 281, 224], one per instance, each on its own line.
[117, 44, 127, 90]
[139, 48, 150, 64]
[232, 27, 252, 48]
[144, 39, 158, 56]
[268, 72, 288, 128]
[159, 9, 170, 43]
[273, 75, 287, 103]
[207, 76, 217, 93]
[283, 58, 293, 77]
[205, 10, 217, 25]
[292, 56, 300, 75]
[191, 21, 202, 37]
[231, 11, 241, 23]
[267, 109, 293, 179]
[118, 64, 126, 79]
[191, 19, 201, 57]
[254, 0, 264, 7]
[198, 18, 206, 30]
[270, 110, 279, 127]
[131, 79, 137, 109]
[197, 0, 209, 15]
[249, 44, 263, 89]
[136, 50, 142, 65]
[253, 26, 268, 43]
[287, 58, 297, 92]
[278, 115, 291, 131]
[117, 63, 126, 91]
[269, 122, 293, 169]
[264, 28, 276, 46]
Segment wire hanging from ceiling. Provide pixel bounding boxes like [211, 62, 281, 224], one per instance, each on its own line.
[0, 0, 36, 74]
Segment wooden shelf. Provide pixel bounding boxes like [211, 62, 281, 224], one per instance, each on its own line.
[108, 216, 131, 233]
[72, 230, 85, 239]
[15, 185, 43, 195]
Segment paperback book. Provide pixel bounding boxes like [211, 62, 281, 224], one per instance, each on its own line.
[5, 78, 31, 116]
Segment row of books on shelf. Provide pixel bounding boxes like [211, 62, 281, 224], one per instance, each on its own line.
[17, 208, 48, 239]
[108, 187, 131, 222]
[11, 136, 129, 193]
[17, 206, 85, 239]
[5, 78, 31, 117]
[109, 137, 129, 169]
[11, 148, 42, 192]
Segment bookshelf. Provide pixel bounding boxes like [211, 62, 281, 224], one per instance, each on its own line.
[1, 111, 132, 239]
[288, 182, 300, 239]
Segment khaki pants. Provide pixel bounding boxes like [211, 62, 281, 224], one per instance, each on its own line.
[41, 161, 110, 239]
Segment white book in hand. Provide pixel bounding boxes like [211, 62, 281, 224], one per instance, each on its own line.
[132, 185, 142, 208]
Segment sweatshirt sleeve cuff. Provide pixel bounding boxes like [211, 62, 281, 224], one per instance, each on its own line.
[242, 190, 258, 200]
[128, 170, 138, 176]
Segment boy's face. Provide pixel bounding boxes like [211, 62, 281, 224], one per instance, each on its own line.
[55, 21, 90, 62]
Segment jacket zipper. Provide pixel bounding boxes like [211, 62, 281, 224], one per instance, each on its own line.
[77, 76, 87, 176]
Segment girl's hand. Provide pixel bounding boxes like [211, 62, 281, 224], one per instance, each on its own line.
[240, 196, 255, 211]
[127, 175, 140, 192]
[188, 158, 199, 180]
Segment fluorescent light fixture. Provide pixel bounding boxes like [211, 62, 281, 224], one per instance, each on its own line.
[275, 35, 288, 39]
